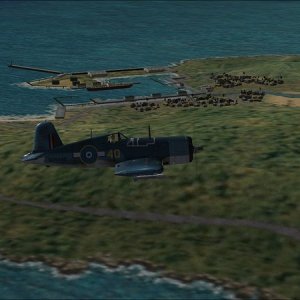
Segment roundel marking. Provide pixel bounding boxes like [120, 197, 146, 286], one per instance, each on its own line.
[80, 145, 98, 164]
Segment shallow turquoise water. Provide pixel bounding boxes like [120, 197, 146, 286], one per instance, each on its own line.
[1, 1, 300, 115]
[0, 261, 234, 300]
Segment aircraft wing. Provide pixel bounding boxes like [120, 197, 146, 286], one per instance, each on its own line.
[114, 158, 163, 177]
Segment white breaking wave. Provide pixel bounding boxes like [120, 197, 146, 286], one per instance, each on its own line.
[0, 259, 44, 269]
[88, 262, 235, 299]
[0, 114, 53, 122]
[51, 268, 92, 281]
[13, 82, 73, 91]
[0, 259, 236, 298]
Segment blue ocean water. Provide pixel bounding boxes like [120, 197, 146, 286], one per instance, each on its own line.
[1, 1, 300, 116]
[0, 261, 234, 300]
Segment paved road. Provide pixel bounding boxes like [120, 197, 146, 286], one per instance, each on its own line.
[1, 194, 300, 241]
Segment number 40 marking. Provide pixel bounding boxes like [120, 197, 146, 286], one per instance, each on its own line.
[107, 149, 121, 159]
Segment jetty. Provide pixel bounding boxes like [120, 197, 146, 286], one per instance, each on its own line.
[61, 91, 203, 108]
[8, 63, 62, 74]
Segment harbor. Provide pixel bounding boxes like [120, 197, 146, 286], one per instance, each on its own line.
[8, 62, 169, 92]
[54, 87, 267, 119]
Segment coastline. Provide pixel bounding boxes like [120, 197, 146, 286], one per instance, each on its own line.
[0, 114, 54, 123]
[14, 82, 74, 91]
[0, 92, 298, 123]
[177, 53, 300, 66]
[0, 252, 281, 300]
[5, 54, 300, 120]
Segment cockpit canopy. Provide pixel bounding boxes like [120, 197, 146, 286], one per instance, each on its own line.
[107, 132, 128, 143]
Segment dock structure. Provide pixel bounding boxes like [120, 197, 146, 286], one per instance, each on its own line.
[8, 63, 62, 74]
[8, 63, 171, 90]
[106, 67, 145, 73]
[55, 105, 66, 119]
[62, 91, 205, 109]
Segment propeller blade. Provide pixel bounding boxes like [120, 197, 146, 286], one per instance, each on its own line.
[194, 145, 203, 153]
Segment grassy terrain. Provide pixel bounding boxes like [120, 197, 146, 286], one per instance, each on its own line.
[1, 56, 300, 298]
[175, 55, 300, 93]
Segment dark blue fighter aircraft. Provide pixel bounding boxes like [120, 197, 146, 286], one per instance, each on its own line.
[22, 121, 202, 179]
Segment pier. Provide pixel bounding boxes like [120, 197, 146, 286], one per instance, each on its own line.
[8, 64, 167, 76]
[106, 67, 145, 73]
[62, 92, 205, 108]
[8, 63, 62, 74]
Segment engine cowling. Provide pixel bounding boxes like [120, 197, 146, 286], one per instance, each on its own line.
[167, 137, 191, 165]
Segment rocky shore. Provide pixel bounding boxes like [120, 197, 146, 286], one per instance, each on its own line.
[0, 251, 283, 300]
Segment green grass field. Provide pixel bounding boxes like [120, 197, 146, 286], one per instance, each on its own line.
[1, 56, 300, 298]
[175, 55, 300, 93]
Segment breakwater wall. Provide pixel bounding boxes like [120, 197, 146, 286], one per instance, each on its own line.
[8, 64, 62, 74]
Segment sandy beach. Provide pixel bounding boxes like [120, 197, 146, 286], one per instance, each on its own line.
[265, 94, 300, 107]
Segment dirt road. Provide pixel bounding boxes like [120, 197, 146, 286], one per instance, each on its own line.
[1, 194, 299, 241]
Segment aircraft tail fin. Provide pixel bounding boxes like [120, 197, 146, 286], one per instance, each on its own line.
[32, 121, 63, 153]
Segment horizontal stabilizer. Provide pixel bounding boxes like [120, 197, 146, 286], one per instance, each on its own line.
[22, 152, 44, 162]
